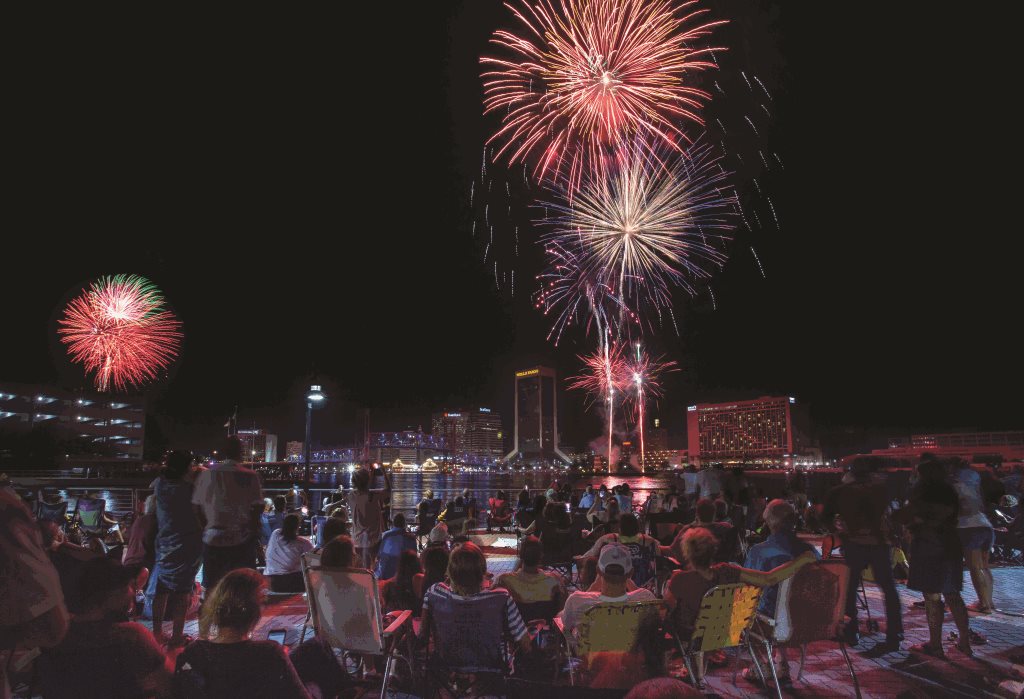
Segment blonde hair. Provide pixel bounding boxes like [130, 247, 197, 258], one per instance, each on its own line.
[682, 527, 719, 568]
[199, 568, 264, 639]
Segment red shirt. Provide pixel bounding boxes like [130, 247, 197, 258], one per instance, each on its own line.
[667, 563, 743, 639]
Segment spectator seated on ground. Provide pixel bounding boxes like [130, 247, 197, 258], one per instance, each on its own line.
[668, 498, 740, 564]
[517, 495, 549, 536]
[427, 521, 450, 547]
[487, 490, 513, 532]
[461, 488, 480, 527]
[39, 557, 172, 699]
[418, 542, 532, 662]
[576, 513, 662, 589]
[375, 513, 417, 580]
[177, 568, 316, 698]
[493, 535, 566, 617]
[264, 513, 313, 593]
[381, 549, 423, 613]
[560, 544, 656, 637]
[662, 528, 815, 685]
[741, 499, 819, 683]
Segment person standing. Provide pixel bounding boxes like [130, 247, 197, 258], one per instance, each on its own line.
[951, 459, 995, 614]
[897, 459, 979, 658]
[346, 467, 391, 570]
[151, 450, 203, 647]
[823, 457, 903, 651]
[191, 437, 264, 597]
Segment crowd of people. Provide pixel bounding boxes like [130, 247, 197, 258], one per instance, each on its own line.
[1, 443, 1018, 697]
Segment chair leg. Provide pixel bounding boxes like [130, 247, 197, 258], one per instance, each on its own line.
[763, 640, 784, 699]
[747, 639, 769, 689]
[299, 610, 311, 644]
[797, 643, 807, 682]
[839, 641, 862, 699]
[380, 652, 394, 699]
[682, 653, 699, 689]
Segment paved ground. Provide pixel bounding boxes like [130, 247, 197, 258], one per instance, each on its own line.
[163, 546, 1024, 698]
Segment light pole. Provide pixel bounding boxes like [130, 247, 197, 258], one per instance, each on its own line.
[304, 384, 326, 484]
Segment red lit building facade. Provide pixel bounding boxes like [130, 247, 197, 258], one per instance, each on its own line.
[686, 396, 812, 467]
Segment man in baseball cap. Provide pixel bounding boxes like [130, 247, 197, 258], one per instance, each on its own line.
[559, 543, 656, 635]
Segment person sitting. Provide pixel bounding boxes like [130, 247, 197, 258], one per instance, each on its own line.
[517, 494, 549, 536]
[741, 499, 819, 683]
[39, 557, 172, 699]
[375, 513, 417, 580]
[462, 488, 479, 527]
[663, 528, 815, 686]
[259, 497, 285, 551]
[668, 498, 740, 564]
[625, 677, 702, 699]
[615, 483, 633, 515]
[577, 513, 662, 589]
[494, 535, 566, 617]
[577, 485, 596, 512]
[264, 513, 313, 593]
[320, 534, 356, 568]
[415, 544, 451, 609]
[439, 496, 468, 536]
[560, 544, 656, 636]
[487, 490, 513, 532]
[38, 517, 99, 615]
[312, 513, 348, 553]
[380, 549, 422, 613]
[177, 568, 312, 698]
[419, 542, 532, 655]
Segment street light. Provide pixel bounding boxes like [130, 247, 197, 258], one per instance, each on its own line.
[304, 384, 326, 484]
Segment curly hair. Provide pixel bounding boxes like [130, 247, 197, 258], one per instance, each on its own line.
[682, 527, 719, 568]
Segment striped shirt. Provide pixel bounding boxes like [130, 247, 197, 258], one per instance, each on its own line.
[422, 582, 528, 641]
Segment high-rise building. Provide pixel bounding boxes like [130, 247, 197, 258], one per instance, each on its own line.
[238, 429, 277, 463]
[285, 441, 303, 461]
[431, 409, 503, 464]
[686, 396, 811, 466]
[504, 366, 570, 464]
[0, 382, 145, 460]
[647, 417, 669, 452]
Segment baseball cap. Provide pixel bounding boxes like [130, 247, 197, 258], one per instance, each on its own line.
[598, 543, 632, 575]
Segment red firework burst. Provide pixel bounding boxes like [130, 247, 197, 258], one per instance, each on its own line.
[58, 275, 182, 392]
[482, 0, 725, 186]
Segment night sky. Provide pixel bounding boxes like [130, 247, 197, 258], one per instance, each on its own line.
[3, 2, 1020, 454]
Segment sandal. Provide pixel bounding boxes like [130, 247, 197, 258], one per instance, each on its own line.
[910, 643, 946, 659]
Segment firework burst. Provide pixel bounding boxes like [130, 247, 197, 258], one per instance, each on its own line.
[58, 275, 182, 392]
[568, 339, 631, 463]
[539, 140, 735, 330]
[482, 0, 725, 187]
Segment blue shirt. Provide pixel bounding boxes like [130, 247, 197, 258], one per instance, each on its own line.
[743, 531, 818, 616]
[615, 494, 632, 513]
[374, 527, 417, 580]
[578, 492, 595, 510]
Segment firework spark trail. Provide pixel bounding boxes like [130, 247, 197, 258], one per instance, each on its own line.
[751, 245, 766, 278]
[538, 140, 735, 331]
[754, 75, 772, 100]
[482, 0, 727, 187]
[58, 275, 182, 392]
[626, 345, 678, 471]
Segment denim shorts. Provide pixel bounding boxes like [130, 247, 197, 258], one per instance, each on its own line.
[958, 526, 994, 552]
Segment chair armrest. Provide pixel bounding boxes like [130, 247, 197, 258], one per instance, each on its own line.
[383, 609, 413, 636]
[553, 615, 566, 635]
